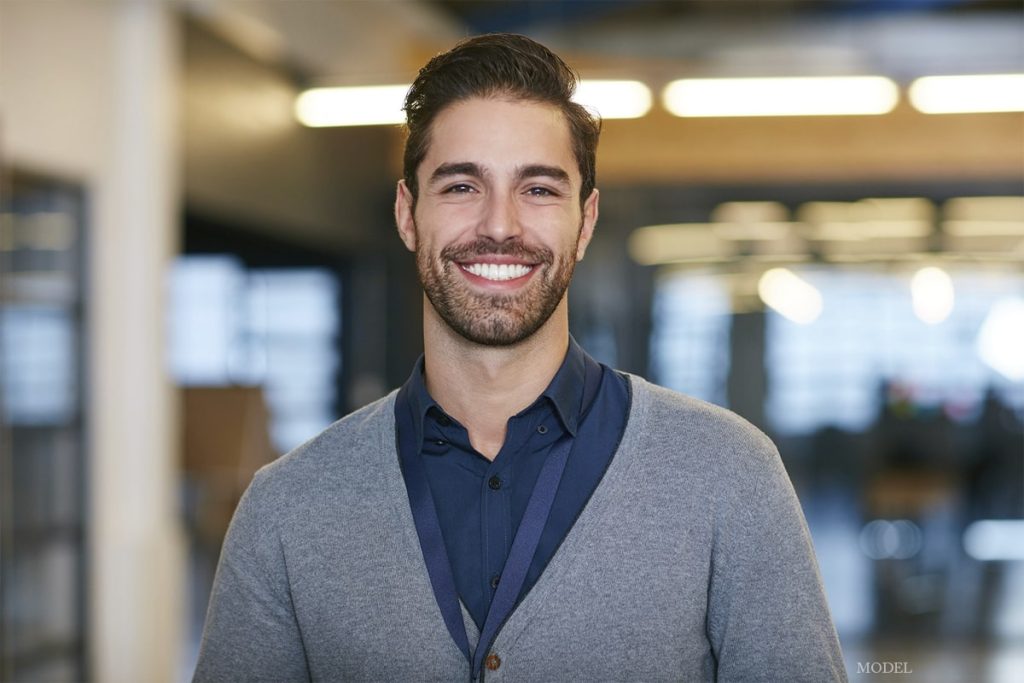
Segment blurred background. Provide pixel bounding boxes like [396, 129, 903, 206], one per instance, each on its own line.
[1, 1, 1022, 681]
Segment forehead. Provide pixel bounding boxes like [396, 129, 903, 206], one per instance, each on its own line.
[420, 97, 577, 181]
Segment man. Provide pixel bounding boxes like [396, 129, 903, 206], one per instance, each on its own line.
[195, 34, 846, 682]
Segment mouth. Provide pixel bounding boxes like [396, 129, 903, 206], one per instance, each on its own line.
[458, 261, 536, 282]
[441, 239, 551, 289]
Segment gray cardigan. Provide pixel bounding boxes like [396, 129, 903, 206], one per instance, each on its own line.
[194, 375, 847, 682]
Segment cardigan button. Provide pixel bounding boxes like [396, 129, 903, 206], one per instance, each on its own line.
[484, 653, 501, 671]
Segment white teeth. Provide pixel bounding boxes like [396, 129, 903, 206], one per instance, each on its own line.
[463, 263, 533, 281]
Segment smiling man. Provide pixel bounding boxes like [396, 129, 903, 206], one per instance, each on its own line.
[194, 34, 847, 682]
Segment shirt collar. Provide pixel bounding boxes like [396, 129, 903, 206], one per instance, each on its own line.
[540, 335, 586, 436]
[401, 335, 588, 440]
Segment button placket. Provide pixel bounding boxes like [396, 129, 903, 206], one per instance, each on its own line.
[480, 459, 510, 618]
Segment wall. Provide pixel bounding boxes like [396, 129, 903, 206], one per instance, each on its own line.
[0, 1, 185, 681]
[183, 19, 394, 251]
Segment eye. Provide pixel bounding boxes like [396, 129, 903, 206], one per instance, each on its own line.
[525, 186, 559, 198]
[443, 183, 477, 194]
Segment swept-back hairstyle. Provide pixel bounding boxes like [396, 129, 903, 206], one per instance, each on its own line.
[402, 33, 601, 207]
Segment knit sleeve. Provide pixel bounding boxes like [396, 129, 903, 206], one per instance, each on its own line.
[705, 429, 848, 682]
[192, 471, 311, 683]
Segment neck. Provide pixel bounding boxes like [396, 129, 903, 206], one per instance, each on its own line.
[422, 296, 570, 460]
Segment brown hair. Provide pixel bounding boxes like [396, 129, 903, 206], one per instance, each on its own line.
[402, 33, 601, 207]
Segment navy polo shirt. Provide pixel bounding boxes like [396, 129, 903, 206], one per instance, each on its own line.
[397, 337, 630, 628]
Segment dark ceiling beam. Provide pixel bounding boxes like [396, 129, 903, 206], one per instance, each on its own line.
[434, 0, 649, 34]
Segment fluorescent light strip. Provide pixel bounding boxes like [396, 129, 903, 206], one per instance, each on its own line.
[296, 78, 654, 128]
[295, 85, 409, 127]
[945, 196, 1024, 222]
[574, 80, 652, 119]
[909, 74, 1024, 114]
[662, 76, 899, 117]
[629, 224, 731, 264]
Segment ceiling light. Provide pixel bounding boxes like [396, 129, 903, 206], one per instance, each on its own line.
[800, 198, 935, 226]
[628, 224, 731, 265]
[813, 221, 932, 241]
[944, 221, 1024, 237]
[296, 78, 655, 126]
[964, 520, 1024, 561]
[911, 267, 955, 325]
[976, 297, 1024, 381]
[295, 85, 409, 127]
[712, 222, 797, 242]
[909, 74, 1024, 114]
[574, 80, 652, 119]
[757, 268, 822, 324]
[944, 196, 1024, 236]
[800, 198, 935, 243]
[946, 196, 1024, 221]
[662, 76, 898, 117]
[711, 201, 789, 225]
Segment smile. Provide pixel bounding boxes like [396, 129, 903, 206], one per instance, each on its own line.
[459, 262, 535, 281]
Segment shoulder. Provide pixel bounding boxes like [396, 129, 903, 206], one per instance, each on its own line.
[245, 391, 398, 504]
[621, 373, 780, 477]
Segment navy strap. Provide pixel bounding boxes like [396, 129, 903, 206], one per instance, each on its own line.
[396, 390, 472, 661]
[471, 436, 571, 678]
[395, 352, 604, 678]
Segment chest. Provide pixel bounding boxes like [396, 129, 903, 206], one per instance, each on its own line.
[279, 471, 714, 680]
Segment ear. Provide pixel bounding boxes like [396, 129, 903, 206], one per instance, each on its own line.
[575, 188, 599, 261]
[394, 180, 418, 252]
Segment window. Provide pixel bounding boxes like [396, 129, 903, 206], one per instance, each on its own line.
[1, 173, 87, 682]
[766, 269, 1024, 436]
[169, 255, 341, 453]
[649, 271, 731, 406]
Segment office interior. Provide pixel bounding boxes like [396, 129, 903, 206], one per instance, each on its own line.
[1, 1, 1022, 681]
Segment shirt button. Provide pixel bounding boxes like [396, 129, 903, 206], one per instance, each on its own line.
[485, 653, 501, 671]
[537, 424, 548, 434]
[490, 574, 500, 589]
[433, 439, 446, 446]
[488, 476, 502, 490]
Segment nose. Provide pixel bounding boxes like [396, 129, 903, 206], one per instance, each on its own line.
[477, 192, 522, 243]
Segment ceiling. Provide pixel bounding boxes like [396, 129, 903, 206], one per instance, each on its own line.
[179, 0, 1023, 256]
[185, 0, 1024, 85]
[429, 0, 1014, 35]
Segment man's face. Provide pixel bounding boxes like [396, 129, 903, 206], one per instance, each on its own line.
[395, 97, 598, 346]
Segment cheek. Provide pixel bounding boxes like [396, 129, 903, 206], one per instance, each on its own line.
[419, 205, 483, 243]
[544, 212, 585, 251]
[525, 204, 580, 232]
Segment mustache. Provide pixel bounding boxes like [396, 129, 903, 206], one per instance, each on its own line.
[440, 239, 553, 265]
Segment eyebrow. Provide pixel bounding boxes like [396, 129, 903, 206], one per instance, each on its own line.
[428, 162, 483, 185]
[427, 162, 572, 187]
[515, 164, 571, 186]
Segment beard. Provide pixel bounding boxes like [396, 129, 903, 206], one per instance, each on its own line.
[415, 224, 579, 347]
